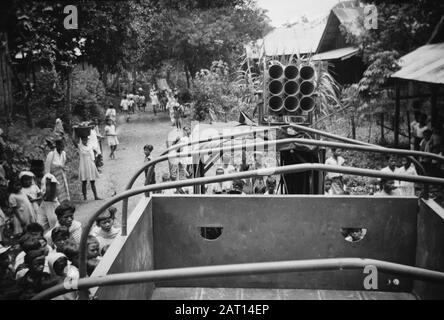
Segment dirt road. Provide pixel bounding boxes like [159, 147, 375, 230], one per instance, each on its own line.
[73, 110, 178, 227]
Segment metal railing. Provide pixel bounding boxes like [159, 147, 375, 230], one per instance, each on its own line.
[33, 257, 444, 300]
[121, 137, 443, 236]
[79, 163, 444, 289]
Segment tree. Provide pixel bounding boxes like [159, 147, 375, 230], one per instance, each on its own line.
[340, 0, 444, 143]
[131, 0, 271, 86]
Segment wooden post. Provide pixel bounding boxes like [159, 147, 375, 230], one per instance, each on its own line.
[0, 32, 13, 123]
[430, 84, 438, 129]
[406, 110, 411, 148]
[394, 83, 401, 147]
[380, 113, 384, 142]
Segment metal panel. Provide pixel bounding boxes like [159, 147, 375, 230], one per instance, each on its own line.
[152, 195, 418, 291]
[93, 198, 155, 300]
[414, 199, 444, 299]
[151, 287, 417, 300]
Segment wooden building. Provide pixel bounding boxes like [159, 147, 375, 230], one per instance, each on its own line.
[390, 16, 444, 146]
[312, 0, 366, 85]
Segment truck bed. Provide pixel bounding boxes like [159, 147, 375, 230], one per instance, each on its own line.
[151, 287, 417, 300]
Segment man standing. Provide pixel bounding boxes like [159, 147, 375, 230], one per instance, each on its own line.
[120, 95, 130, 122]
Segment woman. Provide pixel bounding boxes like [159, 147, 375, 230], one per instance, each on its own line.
[105, 104, 117, 125]
[45, 139, 70, 202]
[72, 134, 101, 201]
[54, 118, 65, 140]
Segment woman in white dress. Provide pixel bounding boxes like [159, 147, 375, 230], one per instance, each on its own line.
[45, 139, 70, 202]
[104, 118, 119, 159]
[72, 134, 101, 201]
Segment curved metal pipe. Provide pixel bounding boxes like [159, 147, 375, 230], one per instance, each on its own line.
[33, 258, 444, 300]
[84, 163, 444, 287]
[289, 123, 426, 175]
[122, 137, 444, 236]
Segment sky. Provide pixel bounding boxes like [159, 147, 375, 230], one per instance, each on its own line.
[256, 0, 342, 26]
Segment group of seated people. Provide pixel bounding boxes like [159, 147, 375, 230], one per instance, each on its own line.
[0, 201, 121, 300]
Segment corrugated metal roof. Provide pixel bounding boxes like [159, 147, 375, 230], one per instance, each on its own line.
[312, 47, 359, 61]
[391, 43, 444, 84]
[262, 24, 325, 56]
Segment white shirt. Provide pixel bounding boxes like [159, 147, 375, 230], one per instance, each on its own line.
[416, 125, 429, 138]
[45, 150, 66, 173]
[88, 129, 101, 155]
[106, 108, 116, 119]
[397, 164, 417, 196]
[325, 156, 345, 179]
[120, 99, 129, 111]
[104, 124, 117, 136]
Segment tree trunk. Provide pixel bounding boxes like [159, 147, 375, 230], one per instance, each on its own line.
[185, 64, 190, 89]
[66, 69, 73, 129]
[101, 67, 108, 91]
[368, 114, 373, 143]
[117, 72, 121, 96]
[132, 67, 136, 93]
[350, 113, 356, 140]
[380, 113, 385, 143]
[0, 32, 13, 123]
[394, 83, 401, 147]
[23, 81, 34, 128]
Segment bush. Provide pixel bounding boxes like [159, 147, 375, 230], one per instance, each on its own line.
[71, 65, 106, 121]
[22, 69, 66, 129]
[190, 60, 256, 122]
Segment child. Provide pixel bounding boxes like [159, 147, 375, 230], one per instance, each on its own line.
[51, 226, 70, 253]
[143, 145, 156, 187]
[37, 173, 59, 232]
[45, 201, 82, 247]
[8, 179, 36, 237]
[324, 178, 333, 195]
[0, 244, 21, 300]
[376, 179, 401, 196]
[105, 104, 117, 125]
[17, 250, 58, 299]
[173, 104, 183, 130]
[264, 176, 277, 195]
[63, 239, 80, 270]
[46, 251, 78, 300]
[19, 171, 42, 219]
[227, 180, 246, 195]
[14, 234, 51, 280]
[91, 207, 121, 252]
[86, 235, 101, 276]
[104, 118, 119, 160]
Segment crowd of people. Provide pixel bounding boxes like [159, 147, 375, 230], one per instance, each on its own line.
[0, 197, 121, 299]
[324, 145, 444, 197]
[0, 106, 126, 299]
[152, 126, 279, 196]
[115, 86, 187, 129]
